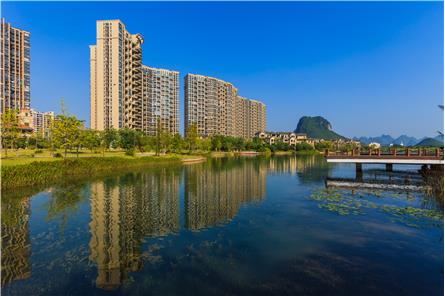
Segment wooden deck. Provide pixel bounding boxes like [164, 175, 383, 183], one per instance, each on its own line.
[325, 148, 444, 165]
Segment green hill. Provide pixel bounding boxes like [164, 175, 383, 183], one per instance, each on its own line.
[294, 116, 346, 140]
[414, 137, 443, 147]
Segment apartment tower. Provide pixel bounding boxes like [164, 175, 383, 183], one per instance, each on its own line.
[142, 66, 179, 135]
[0, 18, 30, 113]
[184, 74, 266, 138]
[90, 20, 143, 131]
[184, 74, 238, 137]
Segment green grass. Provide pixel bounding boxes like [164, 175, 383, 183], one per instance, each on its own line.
[294, 150, 321, 155]
[1, 154, 200, 190]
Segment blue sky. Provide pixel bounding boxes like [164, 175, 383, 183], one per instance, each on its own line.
[3, 1, 443, 138]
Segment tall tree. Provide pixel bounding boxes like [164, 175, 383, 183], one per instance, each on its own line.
[155, 117, 163, 156]
[101, 128, 119, 156]
[82, 129, 101, 152]
[185, 124, 198, 152]
[171, 133, 183, 153]
[1, 109, 20, 157]
[51, 114, 82, 158]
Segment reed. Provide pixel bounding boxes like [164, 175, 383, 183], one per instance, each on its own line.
[1, 156, 183, 190]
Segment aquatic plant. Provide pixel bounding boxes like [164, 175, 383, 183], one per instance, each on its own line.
[309, 188, 443, 228]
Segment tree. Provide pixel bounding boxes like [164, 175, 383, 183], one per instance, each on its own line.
[185, 124, 198, 152]
[1, 109, 20, 157]
[295, 142, 314, 151]
[82, 129, 101, 152]
[211, 135, 223, 151]
[101, 128, 119, 156]
[171, 133, 183, 153]
[155, 118, 163, 156]
[233, 137, 246, 151]
[51, 114, 83, 158]
[199, 138, 212, 151]
[119, 128, 138, 151]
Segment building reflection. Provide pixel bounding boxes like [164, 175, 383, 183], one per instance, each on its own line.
[268, 155, 331, 183]
[184, 158, 266, 231]
[1, 198, 31, 286]
[88, 168, 180, 290]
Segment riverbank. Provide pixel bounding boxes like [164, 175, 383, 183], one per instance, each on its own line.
[1, 155, 203, 190]
[1, 149, 322, 190]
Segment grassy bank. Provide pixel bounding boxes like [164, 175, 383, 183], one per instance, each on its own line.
[1, 155, 194, 190]
[294, 150, 322, 155]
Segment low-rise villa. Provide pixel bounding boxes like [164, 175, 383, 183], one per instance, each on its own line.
[256, 131, 315, 146]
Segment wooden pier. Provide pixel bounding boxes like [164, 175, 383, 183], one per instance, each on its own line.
[325, 147, 444, 179]
[325, 148, 444, 165]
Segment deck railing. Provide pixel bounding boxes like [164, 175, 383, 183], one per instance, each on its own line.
[325, 147, 444, 159]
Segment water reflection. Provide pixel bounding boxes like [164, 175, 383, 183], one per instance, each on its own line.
[1, 198, 31, 286]
[1, 155, 442, 295]
[184, 158, 266, 231]
[268, 155, 331, 182]
[89, 168, 181, 290]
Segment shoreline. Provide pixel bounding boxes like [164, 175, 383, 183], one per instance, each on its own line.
[1, 155, 194, 191]
[1, 151, 322, 191]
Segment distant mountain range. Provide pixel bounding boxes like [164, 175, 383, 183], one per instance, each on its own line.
[294, 116, 346, 140]
[414, 137, 443, 147]
[292, 115, 443, 146]
[353, 134, 444, 147]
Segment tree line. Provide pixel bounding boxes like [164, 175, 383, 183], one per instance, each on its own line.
[1, 109, 357, 158]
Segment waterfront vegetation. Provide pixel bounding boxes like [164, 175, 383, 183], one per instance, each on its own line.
[1, 155, 190, 190]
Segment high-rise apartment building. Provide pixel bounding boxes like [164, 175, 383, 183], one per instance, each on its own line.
[184, 74, 238, 137]
[90, 20, 143, 131]
[142, 66, 179, 135]
[0, 18, 30, 113]
[184, 74, 266, 138]
[243, 97, 266, 139]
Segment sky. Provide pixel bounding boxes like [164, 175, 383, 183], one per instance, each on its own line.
[3, 1, 443, 138]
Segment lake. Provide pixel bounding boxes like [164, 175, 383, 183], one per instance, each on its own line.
[1, 155, 443, 295]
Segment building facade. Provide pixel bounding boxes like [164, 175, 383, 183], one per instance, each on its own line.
[184, 73, 266, 138]
[142, 66, 179, 136]
[184, 74, 238, 137]
[0, 18, 30, 113]
[236, 96, 266, 139]
[31, 109, 54, 138]
[90, 20, 144, 131]
[257, 132, 313, 146]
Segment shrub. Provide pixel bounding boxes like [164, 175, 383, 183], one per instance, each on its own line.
[35, 149, 43, 154]
[125, 149, 135, 156]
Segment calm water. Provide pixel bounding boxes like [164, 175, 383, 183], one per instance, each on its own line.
[1, 156, 443, 295]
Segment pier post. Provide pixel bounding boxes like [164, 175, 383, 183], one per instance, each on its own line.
[356, 163, 363, 181]
[385, 164, 393, 172]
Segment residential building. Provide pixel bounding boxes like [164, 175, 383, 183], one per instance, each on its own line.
[90, 20, 143, 131]
[17, 109, 33, 133]
[184, 73, 266, 138]
[257, 132, 313, 146]
[31, 109, 54, 138]
[184, 74, 238, 137]
[142, 66, 179, 136]
[1, 18, 31, 113]
[236, 96, 266, 139]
